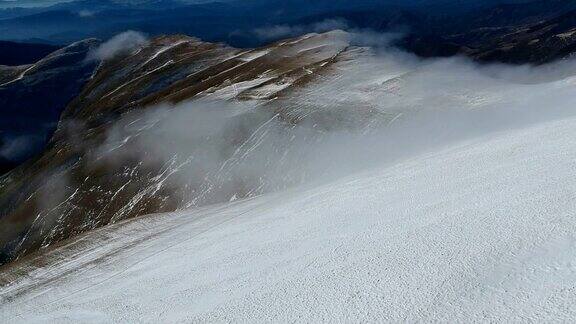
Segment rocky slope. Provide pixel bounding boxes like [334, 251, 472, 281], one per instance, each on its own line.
[0, 31, 374, 264]
[466, 9, 576, 64]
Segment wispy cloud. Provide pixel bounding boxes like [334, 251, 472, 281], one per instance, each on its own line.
[78, 10, 95, 17]
[254, 19, 349, 41]
[88, 31, 148, 61]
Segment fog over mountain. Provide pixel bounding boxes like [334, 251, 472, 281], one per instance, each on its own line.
[2, 29, 576, 321]
[2, 0, 576, 322]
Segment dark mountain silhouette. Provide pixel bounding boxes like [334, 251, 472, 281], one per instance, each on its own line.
[0, 40, 62, 65]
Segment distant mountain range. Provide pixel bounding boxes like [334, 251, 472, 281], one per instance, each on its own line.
[2, 0, 575, 47]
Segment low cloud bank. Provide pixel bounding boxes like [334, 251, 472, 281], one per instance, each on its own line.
[91, 43, 576, 209]
[0, 134, 44, 161]
[254, 20, 405, 52]
[88, 31, 148, 61]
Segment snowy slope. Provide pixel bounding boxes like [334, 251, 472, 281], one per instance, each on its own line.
[2, 112, 576, 322]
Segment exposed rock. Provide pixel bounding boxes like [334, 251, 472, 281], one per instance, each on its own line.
[0, 31, 364, 265]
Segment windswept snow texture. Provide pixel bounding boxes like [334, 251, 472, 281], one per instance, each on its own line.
[2, 114, 576, 322]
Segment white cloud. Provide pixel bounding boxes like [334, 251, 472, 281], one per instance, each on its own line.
[254, 19, 349, 41]
[0, 134, 43, 161]
[88, 31, 148, 61]
[78, 10, 95, 17]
